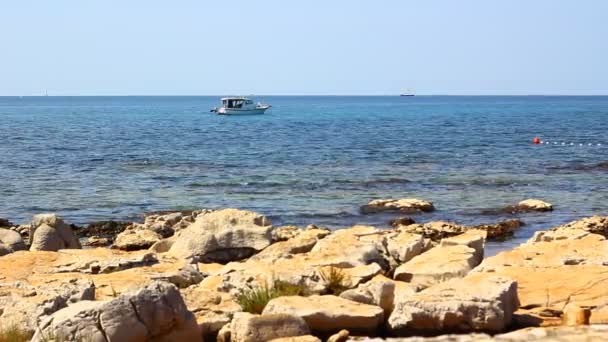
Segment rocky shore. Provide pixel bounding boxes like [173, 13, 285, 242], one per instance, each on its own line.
[0, 198, 607, 341]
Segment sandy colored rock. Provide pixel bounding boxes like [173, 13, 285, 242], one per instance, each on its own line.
[217, 226, 389, 297]
[231, 312, 310, 342]
[439, 229, 486, 265]
[0, 227, 26, 255]
[517, 199, 553, 212]
[339, 275, 415, 316]
[360, 198, 435, 214]
[309, 225, 389, 268]
[113, 228, 162, 251]
[473, 227, 608, 325]
[32, 281, 200, 342]
[0, 248, 190, 334]
[394, 245, 480, 289]
[181, 279, 242, 338]
[328, 329, 349, 342]
[388, 274, 519, 335]
[269, 336, 321, 342]
[399, 221, 465, 241]
[168, 208, 273, 262]
[386, 231, 425, 264]
[263, 295, 384, 334]
[545, 215, 608, 238]
[251, 228, 330, 262]
[562, 302, 591, 326]
[29, 214, 81, 251]
[469, 219, 523, 240]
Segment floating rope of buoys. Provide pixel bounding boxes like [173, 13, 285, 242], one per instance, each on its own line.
[533, 137, 603, 147]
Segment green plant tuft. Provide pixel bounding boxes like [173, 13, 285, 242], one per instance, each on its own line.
[0, 324, 33, 342]
[237, 279, 310, 314]
[319, 266, 348, 295]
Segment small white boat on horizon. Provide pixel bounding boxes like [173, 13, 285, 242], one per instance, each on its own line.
[210, 96, 272, 115]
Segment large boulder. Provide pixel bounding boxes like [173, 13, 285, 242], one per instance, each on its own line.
[399, 221, 465, 241]
[168, 209, 273, 263]
[339, 275, 416, 316]
[360, 198, 435, 214]
[29, 214, 81, 251]
[439, 229, 486, 265]
[263, 295, 384, 334]
[473, 225, 608, 325]
[230, 312, 310, 342]
[388, 274, 519, 335]
[393, 244, 481, 289]
[113, 228, 162, 251]
[516, 199, 553, 212]
[0, 227, 26, 256]
[550, 215, 608, 237]
[32, 281, 200, 342]
[386, 232, 425, 264]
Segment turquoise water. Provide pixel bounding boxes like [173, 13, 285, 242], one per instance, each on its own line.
[1, 96, 607, 253]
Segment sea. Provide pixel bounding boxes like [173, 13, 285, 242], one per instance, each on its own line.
[1, 96, 607, 255]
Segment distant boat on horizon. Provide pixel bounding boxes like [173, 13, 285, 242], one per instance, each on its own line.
[400, 89, 415, 97]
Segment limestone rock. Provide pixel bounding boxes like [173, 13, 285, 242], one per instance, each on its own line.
[231, 312, 310, 342]
[394, 245, 480, 289]
[263, 295, 384, 334]
[168, 208, 273, 262]
[32, 281, 200, 342]
[269, 336, 321, 342]
[0, 227, 26, 256]
[439, 229, 486, 266]
[388, 274, 519, 335]
[181, 279, 242, 338]
[251, 228, 330, 262]
[340, 275, 401, 315]
[309, 225, 389, 269]
[469, 219, 523, 240]
[273, 225, 303, 241]
[473, 230, 608, 325]
[84, 236, 112, 247]
[494, 325, 608, 341]
[151, 263, 207, 288]
[328, 329, 349, 342]
[550, 215, 608, 237]
[0, 279, 95, 334]
[517, 199, 553, 212]
[399, 221, 465, 242]
[29, 214, 81, 251]
[361, 198, 435, 214]
[113, 228, 162, 251]
[214, 226, 390, 298]
[386, 232, 425, 264]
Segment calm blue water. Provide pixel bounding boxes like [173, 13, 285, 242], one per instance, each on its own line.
[1, 96, 607, 253]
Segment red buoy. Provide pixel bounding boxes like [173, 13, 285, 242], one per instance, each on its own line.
[533, 137, 541, 144]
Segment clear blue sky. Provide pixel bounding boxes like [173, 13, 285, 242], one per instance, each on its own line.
[1, 1, 607, 95]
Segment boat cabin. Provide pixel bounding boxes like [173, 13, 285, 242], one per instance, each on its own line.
[222, 97, 254, 109]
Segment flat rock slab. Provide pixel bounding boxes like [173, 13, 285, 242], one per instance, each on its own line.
[388, 274, 519, 335]
[394, 245, 480, 289]
[360, 198, 435, 214]
[263, 295, 384, 334]
[473, 230, 608, 324]
[231, 312, 310, 342]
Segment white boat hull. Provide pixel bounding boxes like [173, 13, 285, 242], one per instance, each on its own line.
[216, 106, 270, 115]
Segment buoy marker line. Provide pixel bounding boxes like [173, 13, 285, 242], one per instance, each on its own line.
[532, 137, 603, 147]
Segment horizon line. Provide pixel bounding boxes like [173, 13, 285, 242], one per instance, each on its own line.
[2, 94, 608, 97]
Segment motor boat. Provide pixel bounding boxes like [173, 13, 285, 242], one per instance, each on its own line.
[210, 96, 272, 115]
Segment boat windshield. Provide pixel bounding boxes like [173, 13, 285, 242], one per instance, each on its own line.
[223, 99, 246, 109]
